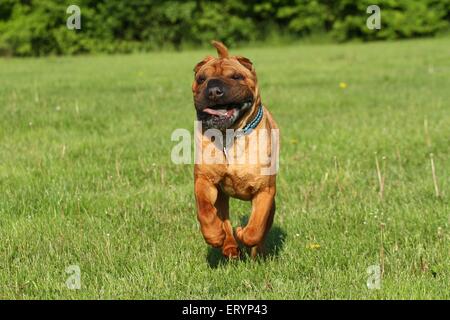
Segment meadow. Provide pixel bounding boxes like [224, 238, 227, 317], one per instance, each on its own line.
[0, 37, 449, 299]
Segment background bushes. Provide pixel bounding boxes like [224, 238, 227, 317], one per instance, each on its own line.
[0, 0, 449, 56]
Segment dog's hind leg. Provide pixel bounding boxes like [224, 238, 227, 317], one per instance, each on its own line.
[236, 188, 275, 257]
[215, 189, 240, 259]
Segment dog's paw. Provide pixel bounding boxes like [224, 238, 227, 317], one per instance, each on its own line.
[236, 226, 261, 247]
[236, 226, 253, 246]
[250, 245, 265, 259]
[222, 245, 240, 259]
[204, 231, 226, 248]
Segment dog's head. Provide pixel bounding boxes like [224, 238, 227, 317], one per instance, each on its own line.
[192, 41, 260, 131]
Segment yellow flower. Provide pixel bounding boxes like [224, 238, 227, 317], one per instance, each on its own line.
[339, 82, 348, 89]
[290, 139, 298, 144]
[306, 243, 321, 250]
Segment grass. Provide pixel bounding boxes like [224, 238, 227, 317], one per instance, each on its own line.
[0, 37, 449, 299]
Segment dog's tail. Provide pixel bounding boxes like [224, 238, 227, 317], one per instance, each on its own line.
[211, 40, 229, 59]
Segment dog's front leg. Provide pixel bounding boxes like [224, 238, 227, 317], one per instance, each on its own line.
[236, 187, 275, 257]
[194, 177, 226, 248]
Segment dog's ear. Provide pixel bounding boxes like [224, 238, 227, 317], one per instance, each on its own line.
[234, 56, 254, 72]
[194, 56, 213, 73]
[211, 40, 229, 59]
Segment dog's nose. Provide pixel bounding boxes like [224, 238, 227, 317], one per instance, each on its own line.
[206, 79, 225, 100]
[208, 86, 224, 99]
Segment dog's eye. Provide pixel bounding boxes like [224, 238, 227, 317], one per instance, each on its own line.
[196, 76, 206, 84]
[232, 74, 244, 80]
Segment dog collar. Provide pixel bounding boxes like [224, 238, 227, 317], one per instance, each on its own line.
[240, 104, 263, 136]
[223, 105, 264, 160]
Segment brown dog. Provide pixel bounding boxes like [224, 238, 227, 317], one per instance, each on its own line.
[192, 41, 279, 258]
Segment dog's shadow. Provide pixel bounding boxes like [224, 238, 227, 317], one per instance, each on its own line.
[206, 218, 287, 268]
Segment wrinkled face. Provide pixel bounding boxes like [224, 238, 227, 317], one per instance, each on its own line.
[192, 56, 257, 131]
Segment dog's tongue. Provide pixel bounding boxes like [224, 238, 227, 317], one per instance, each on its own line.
[203, 108, 235, 117]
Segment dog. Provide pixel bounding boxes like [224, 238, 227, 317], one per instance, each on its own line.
[192, 41, 279, 258]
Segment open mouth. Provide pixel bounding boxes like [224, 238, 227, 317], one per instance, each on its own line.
[201, 100, 252, 119]
[197, 99, 253, 130]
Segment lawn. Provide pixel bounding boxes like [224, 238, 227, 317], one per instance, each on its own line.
[0, 37, 449, 299]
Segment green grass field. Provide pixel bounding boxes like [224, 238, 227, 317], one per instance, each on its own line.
[0, 38, 449, 299]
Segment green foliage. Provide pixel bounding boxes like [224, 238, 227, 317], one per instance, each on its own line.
[331, 0, 450, 41]
[0, 0, 449, 56]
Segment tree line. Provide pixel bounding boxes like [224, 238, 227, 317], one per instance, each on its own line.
[0, 0, 448, 56]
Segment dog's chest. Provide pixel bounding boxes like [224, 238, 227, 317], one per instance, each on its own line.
[219, 165, 265, 200]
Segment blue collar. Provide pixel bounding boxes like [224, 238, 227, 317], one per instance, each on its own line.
[241, 104, 263, 135]
[223, 105, 264, 158]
